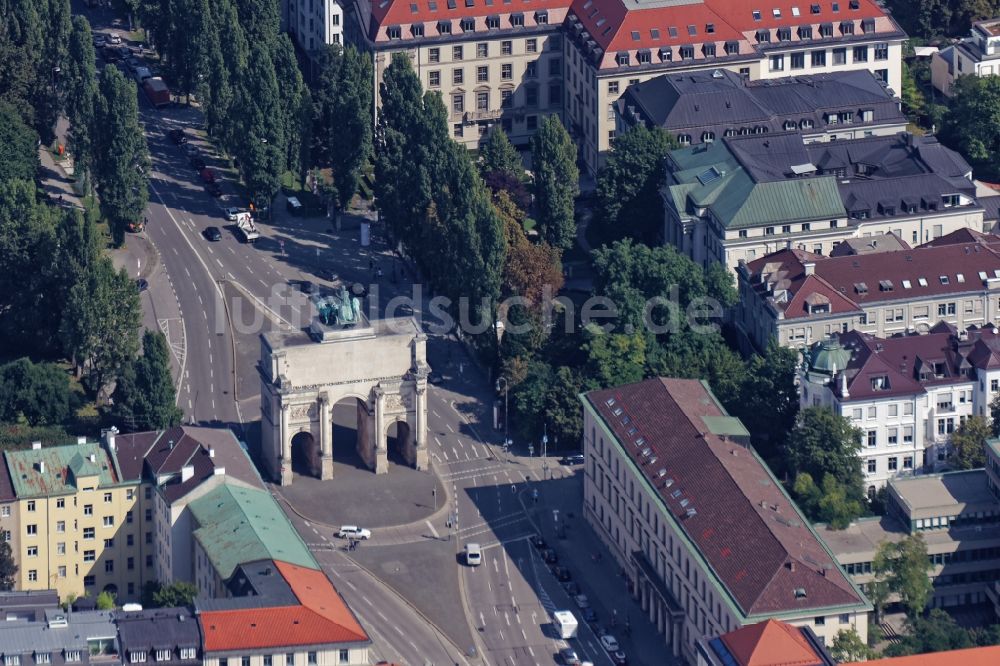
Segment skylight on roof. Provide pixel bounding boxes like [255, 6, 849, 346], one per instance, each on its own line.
[635, 437, 646, 446]
[650, 28, 659, 39]
[606, 398, 616, 406]
[772, 7, 781, 16]
[752, 9, 762, 20]
[901, 280, 911, 289]
[669, 26, 678, 37]
[994, 269, 1000, 278]
[631, 30, 640, 40]
[832, 1, 840, 10]
[792, 5, 800, 14]
[613, 407, 623, 416]
[687, 24, 696, 35]
[697, 167, 723, 186]
[918, 277, 928, 286]
[957, 273, 965, 283]
[939, 275, 950, 285]
[410, 2, 418, 11]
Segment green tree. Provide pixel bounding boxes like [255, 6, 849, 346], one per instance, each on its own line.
[794, 472, 864, 528]
[151, 581, 198, 608]
[0, 102, 39, 183]
[583, 327, 647, 388]
[783, 407, 865, 503]
[65, 16, 100, 185]
[0, 0, 45, 129]
[512, 361, 592, 447]
[112, 331, 182, 432]
[318, 46, 373, 211]
[480, 126, 523, 178]
[531, 115, 579, 251]
[730, 345, 800, 463]
[942, 75, 1000, 180]
[33, 0, 73, 144]
[593, 124, 675, 245]
[94, 66, 149, 246]
[272, 34, 309, 179]
[233, 45, 284, 205]
[991, 392, 1000, 436]
[950, 414, 990, 469]
[829, 628, 875, 663]
[95, 590, 116, 610]
[872, 534, 933, 619]
[0, 540, 16, 591]
[0, 359, 73, 425]
[885, 609, 975, 656]
[60, 257, 141, 396]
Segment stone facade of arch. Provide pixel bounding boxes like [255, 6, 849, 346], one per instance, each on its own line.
[259, 317, 429, 486]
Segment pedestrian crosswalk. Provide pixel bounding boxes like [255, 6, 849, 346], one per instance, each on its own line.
[537, 584, 556, 614]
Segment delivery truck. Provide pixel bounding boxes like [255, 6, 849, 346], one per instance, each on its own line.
[553, 610, 578, 639]
[143, 77, 170, 108]
[235, 212, 260, 243]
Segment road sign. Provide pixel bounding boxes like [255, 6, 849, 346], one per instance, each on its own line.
[528, 444, 534, 456]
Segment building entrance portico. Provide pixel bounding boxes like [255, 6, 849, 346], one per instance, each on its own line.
[260, 311, 430, 486]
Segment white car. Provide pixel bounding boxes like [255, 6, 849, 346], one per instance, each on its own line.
[337, 525, 371, 540]
[225, 207, 247, 221]
[108, 33, 122, 44]
[573, 594, 590, 609]
[600, 635, 620, 652]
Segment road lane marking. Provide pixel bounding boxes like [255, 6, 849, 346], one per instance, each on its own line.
[392, 625, 404, 636]
[505, 612, 510, 626]
[447, 423, 455, 433]
[216, 258, 223, 269]
[452, 447, 459, 459]
[425, 520, 439, 538]
[376, 611, 388, 621]
[171, 247, 178, 255]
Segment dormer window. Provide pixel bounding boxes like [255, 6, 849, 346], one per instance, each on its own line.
[486, 15, 500, 28]
[460, 17, 475, 31]
[756, 29, 771, 43]
[534, 10, 548, 23]
[679, 45, 695, 59]
[179, 649, 196, 661]
[841, 20, 854, 34]
[130, 652, 148, 664]
[637, 49, 652, 63]
[777, 27, 792, 41]
[820, 22, 834, 37]
[702, 43, 716, 57]
[386, 25, 402, 39]
[724, 41, 739, 55]
[871, 376, 890, 391]
[510, 12, 524, 26]
[798, 25, 813, 39]
[753, 9, 762, 20]
[411, 23, 425, 36]
[861, 17, 875, 32]
[659, 47, 673, 61]
[437, 20, 452, 33]
[617, 52, 630, 66]
[156, 650, 171, 662]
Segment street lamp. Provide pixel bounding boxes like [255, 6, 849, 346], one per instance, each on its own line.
[542, 424, 549, 479]
[496, 377, 509, 463]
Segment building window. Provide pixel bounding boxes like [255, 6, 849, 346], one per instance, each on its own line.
[242, 657, 250, 666]
[814, 616, 825, 626]
[616, 52, 630, 66]
[501, 89, 513, 108]
[105, 559, 114, 573]
[429, 47, 440, 63]
[27, 500, 35, 512]
[56, 542, 65, 555]
[83, 575, 95, 586]
[501, 40, 512, 55]
[608, 81, 619, 95]
[103, 516, 115, 527]
[526, 38, 537, 53]
[56, 498, 64, 508]
[812, 50, 826, 67]
[501, 64, 512, 80]
[58, 566, 66, 578]
[307, 654, 317, 666]
[833, 48, 846, 65]
[453, 45, 463, 60]
[526, 115, 537, 131]
[104, 538, 113, 547]
[84, 527, 95, 540]
[476, 91, 489, 110]
[338, 651, 349, 664]
[769, 54, 784, 71]
[263, 657, 272, 666]
[453, 68, 463, 85]
[65, 652, 81, 663]
[791, 52, 805, 69]
[548, 83, 562, 106]
[867, 430, 876, 448]
[179, 650, 195, 661]
[887, 457, 898, 471]
[286, 655, 294, 666]
[903, 456, 913, 470]
[875, 42, 889, 60]
[526, 86, 538, 106]
[56, 520, 65, 533]
[477, 42, 488, 58]
[146, 555, 153, 567]
[132, 654, 149, 665]
[887, 428, 898, 445]
[867, 459, 876, 473]
[27, 569, 37, 582]
[145, 487, 152, 500]
[525, 61, 537, 78]
[549, 59, 561, 76]
[26, 546, 37, 557]
[853, 45, 868, 62]
[145, 532, 152, 544]
[84, 504, 93, 516]
[156, 651, 171, 662]
[476, 65, 488, 82]
[34, 654, 50, 665]
[5, 656, 19, 666]
[429, 71, 440, 87]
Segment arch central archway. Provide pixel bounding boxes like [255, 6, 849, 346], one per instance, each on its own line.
[386, 420, 413, 467]
[331, 396, 373, 471]
[291, 431, 319, 478]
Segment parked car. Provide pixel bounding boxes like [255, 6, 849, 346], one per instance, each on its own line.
[200, 167, 216, 184]
[203, 226, 222, 241]
[168, 128, 186, 144]
[101, 46, 121, 62]
[582, 608, 598, 624]
[559, 648, 581, 665]
[337, 525, 371, 540]
[92, 34, 105, 48]
[135, 278, 148, 292]
[561, 453, 585, 466]
[600, 635, 620, 653]
[225, 207, 247, 221]
[562, 581, 580, 596]
[543, 549, 558, 564]
[205, 182, 222, 197]
[610, 651, 627, 665]
[125, 57, 142, 72]
[108, 32, 122, 44]
[190, 156, 206, 170]
[532, 535, 547, 549]
[554, 566, 572, 582]
[182, 143, 197, 156]
[574, 594, 590, 609]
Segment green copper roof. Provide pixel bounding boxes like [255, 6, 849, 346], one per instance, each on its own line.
[807, 338, 853, 375]
[5, 443, 118, 497]
[188, 483, 318, 580]
[700, 416, 751, 437]
[666, 142, 847, 230]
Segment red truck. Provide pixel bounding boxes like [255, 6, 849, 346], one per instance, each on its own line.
[143, 77, 170, 108]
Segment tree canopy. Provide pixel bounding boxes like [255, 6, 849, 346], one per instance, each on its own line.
[942, 75, 1000, 181]
[0, 359, 73, 425]
[0, 102, 39, 183]
[0, 541, 16, 591]
[112, 331, 182, 432]
[481, 127, 523, 179]
[872, 534, 933, 619]
[950, 413, 990, 469]
[784, 407, 865, 500]
[530, 115, 579, 251]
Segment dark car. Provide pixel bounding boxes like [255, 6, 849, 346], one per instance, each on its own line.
[135, 278, 148, 292]
[554, 566, 572, 582]
[611, 651, 627, 665]
[543, 549, 558, 564]
[190, 155, 206, 170]
[582, 608, 598, 624]
[101, 46, 121, 62]
[203, 226, 222, 241]
[205, 182, 222, 197]
[300, 280, 316, 294]
[531, 535, 547, 550]
[561, 453, 585, 466]
[428, 371, 443, 385]
[168, 128, 186, 144]
[562, 581, 580, 596]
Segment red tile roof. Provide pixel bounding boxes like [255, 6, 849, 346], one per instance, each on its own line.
[844, 646, 1000, 666]
[585, 378, 866, 618]
[369, 0, 570, 41]
[747, 242, 1000, 320]
[200, 561, 368, 651]
[721, 619, 827, 666]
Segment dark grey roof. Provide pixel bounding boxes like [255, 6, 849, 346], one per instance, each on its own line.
[196, 560, 298, 612]
[0, 611, 120, 666]
[982, 195, 1000, 223]
[0, 590, 60, 621]
[619, 69, 905, 143]
[116, 609, 200, 664]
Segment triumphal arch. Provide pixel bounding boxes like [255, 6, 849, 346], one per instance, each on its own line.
[259, 288, 429, 486]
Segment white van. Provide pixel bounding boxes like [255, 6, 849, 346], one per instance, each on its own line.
[465, 542, 482, 566]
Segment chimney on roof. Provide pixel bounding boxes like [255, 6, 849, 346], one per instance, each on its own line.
[787, 561, 796, 572]
[208, 445, 215, 458]
[31, 441, 41, 450]
[168, 440, 174, 450]
[840, 371, 850, 398]
[180, 465, 194, 483]
[102, 427, 118, 452]
[803, 261, 816, 276]
[77, 436, 86, 445]
[38, 461, 45, 474]
[88, 453, 96, 463]
[213, 466, 225, 476]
